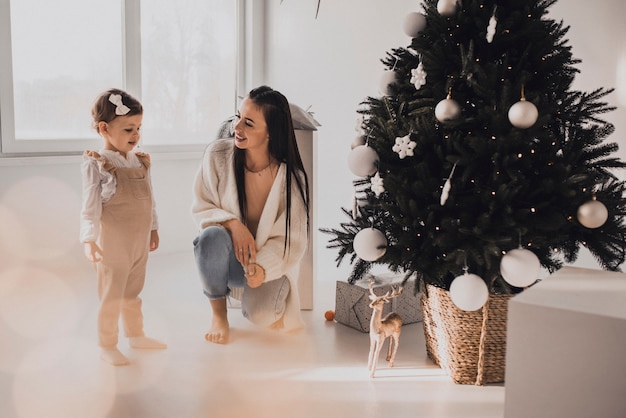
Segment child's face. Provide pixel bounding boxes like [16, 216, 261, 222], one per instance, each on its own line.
[99, 114, 143, 157]
[233, 97, 269, 152]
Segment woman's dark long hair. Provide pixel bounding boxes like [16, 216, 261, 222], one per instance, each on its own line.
[234, 86, 310, 255]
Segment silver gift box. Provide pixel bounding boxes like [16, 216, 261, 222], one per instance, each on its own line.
[334, 273, 422, 333]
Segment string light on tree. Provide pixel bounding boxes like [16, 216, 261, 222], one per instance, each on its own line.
[508, 85, 539, 129]
[577, 197, 609, 229]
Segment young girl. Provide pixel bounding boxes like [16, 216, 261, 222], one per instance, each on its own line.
[80, 88, 166, 365]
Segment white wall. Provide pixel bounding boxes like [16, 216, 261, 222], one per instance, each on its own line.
[263, 0, 626, 282]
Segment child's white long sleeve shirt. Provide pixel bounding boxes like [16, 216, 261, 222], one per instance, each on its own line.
[80, 149, 158, 243]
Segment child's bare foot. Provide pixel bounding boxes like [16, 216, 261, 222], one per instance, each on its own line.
[101, 347, 130, 366]
[129, 336, 167, 349]
[205, 317, 229, 344]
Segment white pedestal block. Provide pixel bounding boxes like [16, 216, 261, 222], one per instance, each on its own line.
[504, 266, 626, 418]
[295, 129, 317, 310]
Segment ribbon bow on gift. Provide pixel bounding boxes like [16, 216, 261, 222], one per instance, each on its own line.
[109, 94, 131, 115]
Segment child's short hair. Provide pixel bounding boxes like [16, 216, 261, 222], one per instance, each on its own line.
[92, 88, 143, 133]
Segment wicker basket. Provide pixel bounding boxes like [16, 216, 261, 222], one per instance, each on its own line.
[421, 282, 512, 385]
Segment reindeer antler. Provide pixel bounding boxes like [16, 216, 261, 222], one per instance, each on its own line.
[368, 278, 380, 299]
[388, 285, 403, 299]
[369, 279, 403, 302]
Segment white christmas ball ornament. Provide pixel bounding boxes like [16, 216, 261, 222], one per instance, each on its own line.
[353, 228, 387, 261]
[435, 97, 461, 122]
[403, 12, 427, 37]
[348, 145, 379, 177]
[449, 273, 489, 311]
[379, 71, 396, 96]
[500, 248, 541, 287]
[577, 199, 609, 229]
[508, 99, 538, 129]
[437, 0, 457, 17]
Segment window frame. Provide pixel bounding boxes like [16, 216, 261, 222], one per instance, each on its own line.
[0, 0, 250, 157]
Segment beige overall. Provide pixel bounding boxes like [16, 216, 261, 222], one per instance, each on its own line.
[92, 152, 153, 348]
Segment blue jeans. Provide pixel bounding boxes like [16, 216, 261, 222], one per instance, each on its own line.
[193, 226, 246, 299]
[193, 226, 290, 326]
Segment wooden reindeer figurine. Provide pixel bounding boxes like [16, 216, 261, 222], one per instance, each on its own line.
[367, 280, 403, 377]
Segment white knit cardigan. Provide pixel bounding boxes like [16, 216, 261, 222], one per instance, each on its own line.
[191, 138, 308, 331]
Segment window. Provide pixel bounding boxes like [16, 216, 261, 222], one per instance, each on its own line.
[0, 0, 240, 155]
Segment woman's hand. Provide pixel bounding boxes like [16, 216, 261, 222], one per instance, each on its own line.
[84, 241, 103, 262]
[245, 263, 265, 288]
[222, 219, 257, 267]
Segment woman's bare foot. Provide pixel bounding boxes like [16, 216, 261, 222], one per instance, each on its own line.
[205, 316, 229, 344]
[206, 297, 229, 344]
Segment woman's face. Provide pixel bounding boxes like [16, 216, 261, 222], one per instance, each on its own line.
[233, 97, 269, 152]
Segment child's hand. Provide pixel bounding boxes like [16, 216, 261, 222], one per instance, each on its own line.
[244, 263, 265, 288]
[150, 230, 159, 251]
[84, 241, 103, 262]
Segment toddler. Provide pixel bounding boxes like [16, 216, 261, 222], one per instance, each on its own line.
[80, 88, 166, 365]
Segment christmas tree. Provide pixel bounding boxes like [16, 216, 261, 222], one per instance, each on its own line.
[322, 0, 626, 299]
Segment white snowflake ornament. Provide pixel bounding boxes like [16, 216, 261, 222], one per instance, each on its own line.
[410, 63, 427, 90]
[370, 172, 385, 197]
[392, 134, 416, 159]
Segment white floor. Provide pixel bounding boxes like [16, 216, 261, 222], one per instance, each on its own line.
[0, 252, 505, 418]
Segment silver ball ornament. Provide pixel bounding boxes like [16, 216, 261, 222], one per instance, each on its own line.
[577, 199, 608, 229]
[435, 97, 461, 122]
[500, 248, 541, 288]
[403, 12, 427, 37]
[437, 0, 457, 17]
[508, 99, 538, 129]
[449, 272, 489, 311]
[353, 228, 387, 261]
[347, 145, 379, 177]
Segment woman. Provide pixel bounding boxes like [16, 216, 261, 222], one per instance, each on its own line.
[192, 86, 310, 344]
